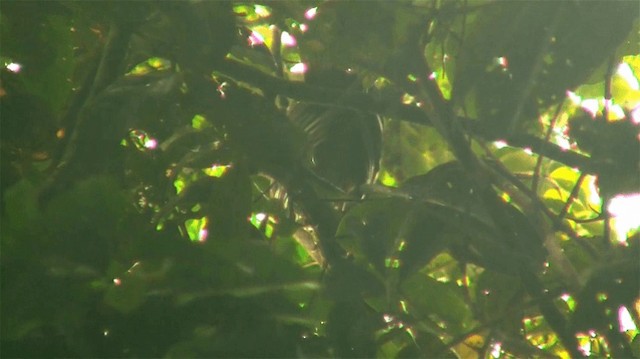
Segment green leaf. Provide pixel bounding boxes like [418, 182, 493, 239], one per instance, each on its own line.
[104, 275, 148, 314]
[497, 147, 537, 175]
[1, 2, 75, 114]
[337, 198, 414, 273]
[401, 272, 471, 333]
[381, 120, 455, 182]
[2, 179, 41, 235]
[454, 1, 637, 137]
[475, 270, 523, 324]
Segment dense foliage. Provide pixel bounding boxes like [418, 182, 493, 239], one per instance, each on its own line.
[1, 1, 639, 357]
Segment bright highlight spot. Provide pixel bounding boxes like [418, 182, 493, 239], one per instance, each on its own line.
[113, 278, 122, 286]
[185, 217, 209, 242]
[552, 127, 572, 150]
[399, 300, 408, 314]
[617, 63, 639, 90]
[604, 99, 626, 120]
[631, 105, 640, 124]
[608, 104, 626, 120]
[561, 293, 576, 311]
[496, 56, 508, 68]
[289, 62, 307, 74]
[198, 228, 208, 242]
[299, 23, 309, 32]
[586, 176, 601, 206]
[581, 99, 599, 117]
[608, 193, 640, 243]
[567, 90, 581, 105]
[281, 31, 297, 47]
[6, 62, 21, 73]
[129, 129, 157, 151]
[493, 140, 508, 149]
[490, 342, 502, 358]
[127, 261, 141, 273]
[144, 138, 157, 149]
[305, 7, 317, 20]
[204, 164, 231, 178]
[618, 306, 637, 332]
[577, 333, 592, 356]
[254, 4, 271, 18]
[248, 31, 265, 46]
[249, 213, 276, 238]
[217, 81, 229, 98]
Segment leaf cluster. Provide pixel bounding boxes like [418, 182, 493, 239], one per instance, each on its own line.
[1, 1, 639, 358]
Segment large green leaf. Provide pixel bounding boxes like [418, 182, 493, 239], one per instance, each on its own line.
[401, 272, 472, 334]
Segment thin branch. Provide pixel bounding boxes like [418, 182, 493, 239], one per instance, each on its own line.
[404, 30, 585, 358]
[601, 55, 617, 249]
[485, 156, 581, 241]
[215, 58, 595, 175]
[558, 172, 587, 220]
[532, 102, 564, 194]
[564, 214, 603, 224]
[506, 5, 563, 135]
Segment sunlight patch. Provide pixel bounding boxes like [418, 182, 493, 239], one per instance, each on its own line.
[289, 62, 307, 74]
[5, 62, 21, 73]
[618, 306, 637, 332]
[281, 31, 297, 47]
[617, 62, 639, 91]
[305, 7, 317, 20]
[128, 129, 158, 151]
[249, 212, 276, 238]
[248, 30, 265, 47]
[203, 164, 231, 178]
[495, 56, 508, 69]
[581, 99, 599, 117]
[254, 4, 271, 18]
[493, 140, 508, 149]
[608, 193, 640, 243]
[185, 217, 209, 243]
[631, 105, 640, 124]
[490, 341, 502, 358]
[567, 90, 581, 105]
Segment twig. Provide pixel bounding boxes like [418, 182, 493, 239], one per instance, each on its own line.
[601, 55, 617, 249]
[558, 172, 587, 220]
[532, 102, 564, 194]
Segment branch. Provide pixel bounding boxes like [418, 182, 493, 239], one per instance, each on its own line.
[215, 59, 594, 174]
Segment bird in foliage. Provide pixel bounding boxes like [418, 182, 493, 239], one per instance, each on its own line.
[287, 68, 383, 194]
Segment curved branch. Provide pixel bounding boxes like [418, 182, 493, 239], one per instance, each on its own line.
[215, 59, 594, 174]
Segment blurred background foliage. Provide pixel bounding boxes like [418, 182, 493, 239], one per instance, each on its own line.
[1, 1, 639, 358]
